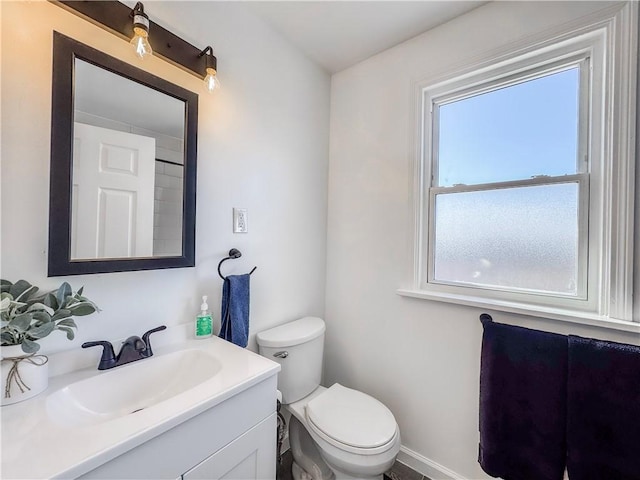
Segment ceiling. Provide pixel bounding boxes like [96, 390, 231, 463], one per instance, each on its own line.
[246, 1, 488, 73]
[75, 59, 185, 138]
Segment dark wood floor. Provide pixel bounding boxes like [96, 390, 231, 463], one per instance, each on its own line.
[276, 450, 294, 480]
[276, 450, 429, 480]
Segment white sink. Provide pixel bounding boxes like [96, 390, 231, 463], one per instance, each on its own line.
[46, 348, 222, 427]
[3, 336, 280, 480]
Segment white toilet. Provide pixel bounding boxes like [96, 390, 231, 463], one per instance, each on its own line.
[256, 317, 401, 480]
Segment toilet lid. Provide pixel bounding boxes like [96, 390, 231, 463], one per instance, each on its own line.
[305, 383, 397, 449]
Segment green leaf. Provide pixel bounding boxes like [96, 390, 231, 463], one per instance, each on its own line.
[9, 313, 33, 332]
[51, 309, 71, 321]
[31, 311, 52, 324]
[9, 280, 31, 297]
[56, 318, 77, 329]
[0, 280, 13, 296]
[10, 280, 35, 301]
[26, 303, 55, 316]
[56, 282, 72, 308]
[1, 331, 17, 345]
[18, 286, 39, 303]
[71, 295, 100, 312]
[64, 295, 78, 309]
[43, 293, 59, 310]
[21, 338, 40, 354]
[57, 326, 75, 341]
[77, 286, 84, 296]
[0, 297, 10, 312]
[67, 302, 97, 316]
[28, 322, 55, 339]
[9, 299, 26, 308]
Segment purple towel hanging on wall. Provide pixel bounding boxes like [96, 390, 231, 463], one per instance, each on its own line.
[567, 335, 640, 480]
[478, 314, 568, 480]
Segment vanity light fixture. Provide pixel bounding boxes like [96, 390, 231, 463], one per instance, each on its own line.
[130, 2, 152, 59]
[55, 1, 219, 84]
[199, 46, 220, 93]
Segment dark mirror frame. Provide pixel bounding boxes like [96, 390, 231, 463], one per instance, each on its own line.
[48, 32, 198, 276]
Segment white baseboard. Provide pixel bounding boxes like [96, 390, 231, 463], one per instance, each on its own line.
[397, 446, 469, 480]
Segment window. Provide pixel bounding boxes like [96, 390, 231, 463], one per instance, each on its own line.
[430, 62, 588, 299]
[400, 4, 638, 327]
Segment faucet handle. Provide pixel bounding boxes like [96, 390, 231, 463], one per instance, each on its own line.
[82, 340, 116, 370]
[142, 325, 167, 357]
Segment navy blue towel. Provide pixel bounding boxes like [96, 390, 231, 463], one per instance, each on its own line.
[219, 274, 250, 348]
[479, 318, 568, 480]
[567, 335, 640, 480]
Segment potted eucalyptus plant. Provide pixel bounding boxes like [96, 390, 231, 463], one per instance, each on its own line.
[0, 279, 99, 405]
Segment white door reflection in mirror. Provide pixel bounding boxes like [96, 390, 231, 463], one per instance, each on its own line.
[72, 58, 185, 260]
[71, 123, 155, 260]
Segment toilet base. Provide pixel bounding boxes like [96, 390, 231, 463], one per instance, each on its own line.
[326, 470, 383, 480]
[319, 451, 389, 480]
[292, 460, 383, 480]
[289, 414, 396, 480]
[292, 460, 314, 480]
[290, 416, 335, 480]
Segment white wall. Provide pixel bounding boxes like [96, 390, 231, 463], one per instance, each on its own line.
[0, 1, 330, 353]
[326, 2, 640, 478]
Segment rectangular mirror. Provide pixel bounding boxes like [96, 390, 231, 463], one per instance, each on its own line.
[49, 32, 198, 276]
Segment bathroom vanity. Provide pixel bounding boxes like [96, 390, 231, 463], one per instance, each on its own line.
[1, 336, 280, 479]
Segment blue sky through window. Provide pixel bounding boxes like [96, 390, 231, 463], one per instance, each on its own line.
[437, 67, 580, 187]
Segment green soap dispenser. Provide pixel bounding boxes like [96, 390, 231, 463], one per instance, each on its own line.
[195, 295, 213, 338]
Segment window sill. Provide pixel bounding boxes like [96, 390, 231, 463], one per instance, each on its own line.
[396, 288, 640, 334]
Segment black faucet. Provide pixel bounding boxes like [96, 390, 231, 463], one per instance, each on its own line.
[82, 326, 167, 370]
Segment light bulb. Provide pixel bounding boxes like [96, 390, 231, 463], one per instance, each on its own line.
[130, 26, 152, 59]
[204, 67, 221, 93]
[130, 4, 152, 59]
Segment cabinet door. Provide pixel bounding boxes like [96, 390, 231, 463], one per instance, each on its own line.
[183, 413, 276, 480]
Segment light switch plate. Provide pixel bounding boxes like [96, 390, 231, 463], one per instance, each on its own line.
[233, 208, 248, 233]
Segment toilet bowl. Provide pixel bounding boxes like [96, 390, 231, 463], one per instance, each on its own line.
[288, 384, 401, 479]
[256, 317, 401, 480]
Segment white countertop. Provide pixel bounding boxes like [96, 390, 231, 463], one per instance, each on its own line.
[1, 336, 280, 479]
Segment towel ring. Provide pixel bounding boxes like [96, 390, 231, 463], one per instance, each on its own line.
[217, 248, 257, 280]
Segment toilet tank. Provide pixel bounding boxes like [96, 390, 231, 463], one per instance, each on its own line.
[256, 317, 325, 404]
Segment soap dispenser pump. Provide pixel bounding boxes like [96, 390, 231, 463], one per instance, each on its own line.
[195, 295, 213, 338]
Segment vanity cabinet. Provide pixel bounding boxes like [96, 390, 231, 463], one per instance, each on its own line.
[182, 414, 275, 479]
[79, 376, 277, 479]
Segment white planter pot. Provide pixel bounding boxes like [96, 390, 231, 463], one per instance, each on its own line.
[1, 345, 49, 406]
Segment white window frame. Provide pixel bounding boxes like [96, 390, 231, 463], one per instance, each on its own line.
[398, 3, 638, 331]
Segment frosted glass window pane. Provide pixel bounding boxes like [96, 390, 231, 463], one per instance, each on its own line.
[433, 183, 579, 295]
[437, 68, 580, 186]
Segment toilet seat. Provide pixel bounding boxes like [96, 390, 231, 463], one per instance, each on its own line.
[305, 383, 398, 455]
